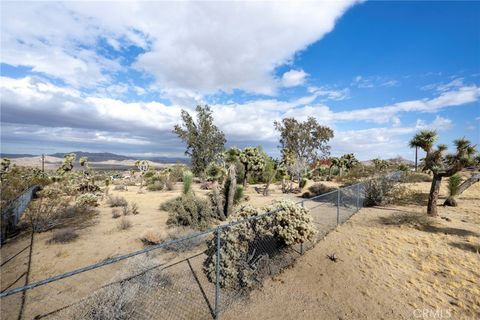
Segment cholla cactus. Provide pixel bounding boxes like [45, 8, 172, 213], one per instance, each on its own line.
[135, 160, 150, 173]
[204, 201, 316, 289]
[76, 193, 99, 207]
[205, 162, 226, 182]
[239, 147, 266, 186]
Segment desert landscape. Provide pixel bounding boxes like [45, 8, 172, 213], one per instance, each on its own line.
[1, 1, 479, 320]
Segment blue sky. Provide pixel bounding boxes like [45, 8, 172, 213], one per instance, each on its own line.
[1, 1, 479, 160]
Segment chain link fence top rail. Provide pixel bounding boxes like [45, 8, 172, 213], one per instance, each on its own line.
[0, 172, 403, 320]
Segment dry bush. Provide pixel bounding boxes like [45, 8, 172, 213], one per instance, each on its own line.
[161, 226, 205, 252]
[117, 217, 132, 230]
[111, 208, 121, 219]
[107, 195, 128, 207]
[160, 195, 213, 230]
[47, 227, 78, 244]
[165, 179, 174, 191]
[401, 172, 432, 183]
[75, 193, 99, 207]
[130, 203, 139, 215]
[200, 181, 213, 190]
[301, 183, 337, 198]
[122, 204, 130, 216]
[146, 181, 163, 191]
[363, 177, 401, 207]
[113, 185, 128, 191]
[67, 256, 171, 320]
[140, 229, 167, 245]
[22, 189, 68, 232]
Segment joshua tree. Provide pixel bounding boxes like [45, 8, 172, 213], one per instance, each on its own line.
[372, 158, 390, 172]
[57, 153, 76, 175]
[410, 130, 478, 216]
[328, 157, 341, 177]
[1, 158, 11, 180]
[342, 153, 359, 171]
[409, 130, 437, 172]
[443, 155, 480, 206]
[239, 147, 266, 187]
[174, 105, 226, 175]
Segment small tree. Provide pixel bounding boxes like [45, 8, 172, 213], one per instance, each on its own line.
[410, 130, 478, 216]
[274, 117, 333, 188]
[173, 105, 226, 175]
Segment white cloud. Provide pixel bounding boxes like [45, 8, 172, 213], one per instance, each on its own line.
[307, 86, 350, 101]
[282, 69, 309, 88]
[1, 1, 359, 95]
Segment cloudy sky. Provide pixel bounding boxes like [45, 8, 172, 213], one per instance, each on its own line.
[1, 1, 479, 160]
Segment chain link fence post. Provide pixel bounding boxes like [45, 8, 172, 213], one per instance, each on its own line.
[300, 201, 304, 255]
[356, 183, 360, 212]
[214, 227, 222, 320]
[336, 189, 340, 225]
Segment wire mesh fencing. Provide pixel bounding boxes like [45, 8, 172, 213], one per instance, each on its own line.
[1, 173, 402, 320]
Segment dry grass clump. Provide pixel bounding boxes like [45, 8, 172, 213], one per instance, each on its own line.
[111, 208, 121, 219]
[75, 193, 99, 207]
[47, 227, 78, 244]
[107, 195, 128, 207]
[117, 217, 132, 231]
[113, 185, 128, 191]
[140, 229, 167, 246]
[401, 172, 432, 183]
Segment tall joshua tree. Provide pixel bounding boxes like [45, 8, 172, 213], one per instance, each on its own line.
[410, 130, 478, 216]
[409, 130, 437, 172]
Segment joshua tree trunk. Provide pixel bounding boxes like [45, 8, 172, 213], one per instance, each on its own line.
[225, 164, 237, 218]
[444, 173, 480, 206]
[212, 181, 226, 221]
[427, 174, 443, 216]
[263, 167, 279, 196]
[243, 170, 248, 187]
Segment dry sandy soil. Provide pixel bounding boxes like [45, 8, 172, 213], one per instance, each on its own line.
[223, 177, 480, 320]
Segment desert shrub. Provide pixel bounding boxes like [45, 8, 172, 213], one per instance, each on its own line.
[302, 183, 337, 198]
[363, 176, 400, 207]
[111, 208, 121, 219]
[68, 257, 170, 320]
[130, 203, 139, 215]
[379, 212, 433, 229]
[168, 164, 187, 182]
[140, 229, 167, 246]
[117, 217, 132, 230]
[47, 227, 78, 244]
[75, 193, 99, 207]
[182, 171, 193, 194]
[165, 179, 174, 191]
[160, 195, 213, 230]
[113, 185, 128, 191]
[205, 162, 226, 182]
[107, 195, 128, 207]
[401, 172, 432, 183]
[121, 204, 130, 216]
[161, 226, 204, 252]
[59, 203, 97, 219]
[204, 201, 316, 289]
[22, 188, 68, 232]
[299, 178, 308, 189]
[234, 185, 244, 205]
[146, 180, 163, 191]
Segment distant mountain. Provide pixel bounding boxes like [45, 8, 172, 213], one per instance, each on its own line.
[2, 151, 190, 164]
[0, 153, 36, 159]
[49, 151, 133, 162]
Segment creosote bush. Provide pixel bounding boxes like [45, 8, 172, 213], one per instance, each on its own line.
[47, 227, 78, 244]
[204, 201, 316, 289]
[161, 195, 213, 230]
[401, 172, 432, 183]
[107, 195, 128, 207]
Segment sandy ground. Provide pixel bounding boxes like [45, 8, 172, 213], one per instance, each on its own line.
[223, 178, 480, 320]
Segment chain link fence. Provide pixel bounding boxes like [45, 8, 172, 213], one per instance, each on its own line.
[1, 173, 402, 320]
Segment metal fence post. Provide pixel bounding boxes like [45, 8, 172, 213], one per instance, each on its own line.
[300, 201, 304, 255]
[356, 183, 360, 212]
[214, 227, 221, 320]
[336, 189, 340, 225]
